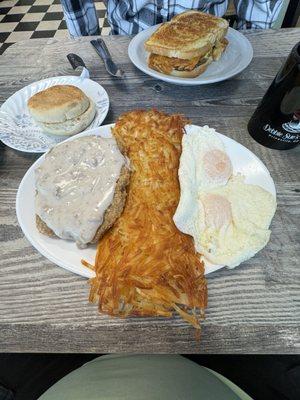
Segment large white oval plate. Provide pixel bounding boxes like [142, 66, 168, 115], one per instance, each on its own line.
[0, 75, 109, 153]
[128, 26, 253, 86]
[16, 124, 275, 279]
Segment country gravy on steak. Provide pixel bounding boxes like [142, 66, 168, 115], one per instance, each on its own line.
[35, 135, 126, 247]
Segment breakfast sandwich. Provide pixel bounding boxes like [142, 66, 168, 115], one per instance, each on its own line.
[35, 135, 130, 248]
[85, 110, 207, 328]
[145, 11, 229, 78]
[28, 85, 96, 136]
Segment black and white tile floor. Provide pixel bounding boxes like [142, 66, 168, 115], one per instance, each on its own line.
[0, 0, 109, 55]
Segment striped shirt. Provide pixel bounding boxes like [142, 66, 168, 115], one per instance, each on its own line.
[60, 0, 284, 37]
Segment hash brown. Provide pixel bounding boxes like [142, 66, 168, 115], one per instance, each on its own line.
[87, 110, 207, 328]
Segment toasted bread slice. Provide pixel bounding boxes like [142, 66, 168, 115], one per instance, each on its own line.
[148, 38, 228, 78]
[36, 165, 130, 244]
[145, 11, 229, 60]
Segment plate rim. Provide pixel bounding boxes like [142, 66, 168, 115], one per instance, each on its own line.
[128, 26, 253, 85]
[16, 123, 276, 279]
[0, 75, 110, 153]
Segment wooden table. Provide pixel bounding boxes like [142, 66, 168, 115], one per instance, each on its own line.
[0, 29, 299, 354]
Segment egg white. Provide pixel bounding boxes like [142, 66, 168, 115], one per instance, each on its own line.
[196, 175, 276, 268]
[182, 125, 233, 191]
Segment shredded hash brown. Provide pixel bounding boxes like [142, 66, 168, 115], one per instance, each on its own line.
[85, 110, 207, 328]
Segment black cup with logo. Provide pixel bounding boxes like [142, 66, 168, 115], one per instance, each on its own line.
[248, 42, 300, 150]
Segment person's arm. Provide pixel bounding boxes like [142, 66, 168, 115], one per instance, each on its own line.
[105, 0, 230, 35]
[60, 0, 100, 37]
[234, 0, 284, 29]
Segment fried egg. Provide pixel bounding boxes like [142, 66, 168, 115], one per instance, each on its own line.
[174, 125, 277, 269]
[181, 125, 232, 191]
[196, 175, 276, 267]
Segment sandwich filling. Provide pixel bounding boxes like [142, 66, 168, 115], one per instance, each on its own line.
[35, 135, 126, 247]
[149, 38, 228, 75]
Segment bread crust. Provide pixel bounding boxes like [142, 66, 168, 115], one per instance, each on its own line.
[28, 85, 90, 124]
[36, 165, 131, 244]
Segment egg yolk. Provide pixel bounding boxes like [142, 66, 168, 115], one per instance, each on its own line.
[203, 149, 232, 183]
[201, 193, 232, 229]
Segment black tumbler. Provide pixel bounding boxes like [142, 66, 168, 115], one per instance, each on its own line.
[248, 42, 300, 150]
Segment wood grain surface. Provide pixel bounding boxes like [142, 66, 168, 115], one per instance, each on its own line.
[0, 29, 299, 353]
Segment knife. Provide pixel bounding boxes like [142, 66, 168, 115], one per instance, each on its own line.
[91, 38, 124, 78]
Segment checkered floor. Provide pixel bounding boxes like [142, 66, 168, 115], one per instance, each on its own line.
[0, 0, 109, 55]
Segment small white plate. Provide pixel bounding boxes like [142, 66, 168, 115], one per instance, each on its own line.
[16, 124, 275, 278]
[128, 26, 253, 85]
[0, 74, 109, 153]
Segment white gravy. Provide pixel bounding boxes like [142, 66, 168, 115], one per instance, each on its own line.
[35, 135, 125, 247]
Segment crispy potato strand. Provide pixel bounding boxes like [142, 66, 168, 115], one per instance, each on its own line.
[88, 110, 207, 327]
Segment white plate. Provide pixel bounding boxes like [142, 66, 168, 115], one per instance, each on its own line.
[128, 26, 253, 85]
[0, 74, 109, 153]
[16, 124, 275, 278]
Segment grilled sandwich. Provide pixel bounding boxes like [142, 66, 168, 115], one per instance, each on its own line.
[145, 11, 229, 78]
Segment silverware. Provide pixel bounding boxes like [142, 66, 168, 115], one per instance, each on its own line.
[67, 53, 86, 71]
[91, 39, 124, 78]
[67, 53, 90, 80]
